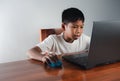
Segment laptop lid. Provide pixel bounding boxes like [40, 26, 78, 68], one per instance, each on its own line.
[87, 21, 120, 68]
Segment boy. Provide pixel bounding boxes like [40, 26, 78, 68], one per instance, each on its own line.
[27, 7, 90, 63]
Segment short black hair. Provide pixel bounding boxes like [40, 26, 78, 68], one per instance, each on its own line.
[62, 7, 85, 24]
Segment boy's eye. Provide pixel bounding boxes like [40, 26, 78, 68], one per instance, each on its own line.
[72, 26, 78, 28]
[80, 26, 83, 29]
[72, 26, 83, 29]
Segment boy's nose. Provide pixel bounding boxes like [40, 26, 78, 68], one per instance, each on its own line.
[77, 28, 83, 34]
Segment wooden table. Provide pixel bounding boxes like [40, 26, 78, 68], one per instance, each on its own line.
[0, 59, 120, 81]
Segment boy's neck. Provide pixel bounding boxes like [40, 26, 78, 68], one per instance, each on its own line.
[62, 33, 74, 43]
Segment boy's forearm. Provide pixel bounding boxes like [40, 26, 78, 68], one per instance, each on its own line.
[27, 46, 45, 62]
[27, 51, 43, 61]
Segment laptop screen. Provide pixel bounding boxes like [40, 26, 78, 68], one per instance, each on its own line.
[88, 21, 120, 66]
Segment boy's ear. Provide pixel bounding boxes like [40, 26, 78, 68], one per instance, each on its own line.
[61, 23, 65, 31]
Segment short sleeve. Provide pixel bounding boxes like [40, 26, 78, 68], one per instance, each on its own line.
[36, 35, 54, 52]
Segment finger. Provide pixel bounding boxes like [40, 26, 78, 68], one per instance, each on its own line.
[48, 54, 57, 62]
[45, 55, 57, 64]
[42, 55, 51, 63]
[52, 54, 59, 61]
[49, 54, 59, 62]
[45, 56, 52, 62]
[45, 57, 51, 65]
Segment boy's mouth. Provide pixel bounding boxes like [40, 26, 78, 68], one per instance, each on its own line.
[74, 35, 81, 38]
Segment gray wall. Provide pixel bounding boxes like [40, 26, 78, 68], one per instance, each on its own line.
[0, 0, 120, 63]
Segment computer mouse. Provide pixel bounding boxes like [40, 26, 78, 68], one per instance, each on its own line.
[55, 60, 62, 67]
[46, 59, 62, 68]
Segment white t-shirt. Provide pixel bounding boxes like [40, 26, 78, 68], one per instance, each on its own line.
[37, 33, 90, 55]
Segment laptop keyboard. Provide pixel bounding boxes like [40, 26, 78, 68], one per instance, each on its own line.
[72, 56, 88, 64]
[62, 53, 88, 66]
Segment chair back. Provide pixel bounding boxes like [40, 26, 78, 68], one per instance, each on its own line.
[40, 28, 63, 42]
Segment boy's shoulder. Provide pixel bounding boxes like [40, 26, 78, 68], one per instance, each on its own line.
[47, 33, 63, 40]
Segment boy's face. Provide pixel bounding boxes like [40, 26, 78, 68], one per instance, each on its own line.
[63, 20, 84, 42]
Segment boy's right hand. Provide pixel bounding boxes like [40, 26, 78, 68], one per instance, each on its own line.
[41, 52, 62, 68]
[41, 53, 59, 63]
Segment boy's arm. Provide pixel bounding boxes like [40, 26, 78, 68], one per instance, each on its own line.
[27, 46, 45, 62]
[27, 46, 59, 63]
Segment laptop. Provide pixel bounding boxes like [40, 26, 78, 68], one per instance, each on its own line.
[62, 21, 120, 69]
